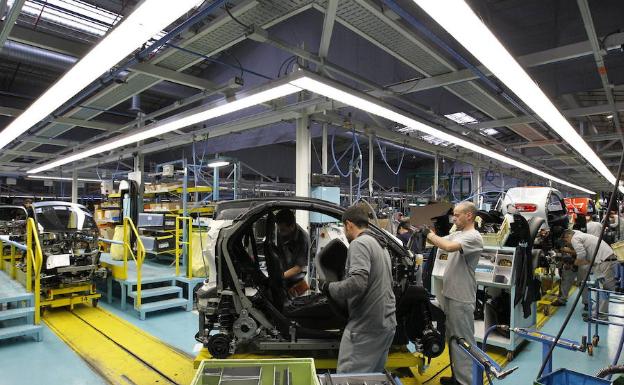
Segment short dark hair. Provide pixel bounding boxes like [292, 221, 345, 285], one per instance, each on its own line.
[342, 206, 369, 228]
[275, 209, 296, 226]
[398, 221, 411, 231]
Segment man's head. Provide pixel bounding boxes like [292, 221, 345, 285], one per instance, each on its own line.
[586, 214, 593, 222]
[397, 221, 411, 234]
[452, 201, 477, 231]
[560, 229, 575, 245]
[23, 198, 32, 208]
[275, 209, 296, 238]
[341, 205, 369, 242]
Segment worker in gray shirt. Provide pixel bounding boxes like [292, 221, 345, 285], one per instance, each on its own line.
[585, 214, 602, 238]
[558, 229, 617, 321]
[319, 205, 396, 373]
[424, 201, 483, 385]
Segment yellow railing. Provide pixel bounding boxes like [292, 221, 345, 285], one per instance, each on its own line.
[175, 216, 193, 278]
[26, 218, 42, 324]
[122, 217, 146, 309]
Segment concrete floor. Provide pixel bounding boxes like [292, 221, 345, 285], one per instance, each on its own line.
[0, 289, 619, 385]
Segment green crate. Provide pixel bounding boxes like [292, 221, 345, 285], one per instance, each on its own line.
[191, 358, 321, 385]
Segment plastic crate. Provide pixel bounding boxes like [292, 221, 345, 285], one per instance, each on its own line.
[612, 240, 624, 262]
[535, 369, 611, 385]
[450, 216, 510, 247]
[191, 358, 321, 385]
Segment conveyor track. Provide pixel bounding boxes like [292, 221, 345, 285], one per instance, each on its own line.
[44, 306, 195, 385]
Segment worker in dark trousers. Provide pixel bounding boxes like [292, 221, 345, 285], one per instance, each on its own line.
[276, 209, 311, 297]
[319, 205, 396, 373]
[424, 201, 483, 385]
[558, 229, 617, 321]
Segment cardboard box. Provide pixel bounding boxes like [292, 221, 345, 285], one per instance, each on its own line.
[409, 202, 453, 226]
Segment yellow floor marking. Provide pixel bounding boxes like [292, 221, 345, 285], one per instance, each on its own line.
[44, 306, 195, 385]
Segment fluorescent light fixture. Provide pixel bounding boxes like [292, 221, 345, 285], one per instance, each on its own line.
[28, 83, 300, 173]
[0, 0, 201, 151]
[30, 71, 595, 194]
[28, 175, 102, 183]
[289, 74, 595, 194]
[444, 112, 478, 125]
[413, 0, 620, 193]
[207, 160, 231, 168]
[481, 128, 500, 136]
[606, 115, 614, 119]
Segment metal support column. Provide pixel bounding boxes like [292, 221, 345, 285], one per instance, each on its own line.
[182, 158, 189, 267]
[296, 112, 311, 230]
[133, 150, 144, 213]
[71, 169, 78, 203]
[322, 123, 328, 174]
[434, 154, 439, 201]
[212, 158, 220, 202]
[368, 134, 374, 197]
[233, 162, 239, 200]
[473, 166, 481, 207]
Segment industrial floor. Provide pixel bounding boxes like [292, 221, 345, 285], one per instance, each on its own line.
[0, 290, 619, 385]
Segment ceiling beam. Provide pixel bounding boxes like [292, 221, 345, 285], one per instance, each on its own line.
[469, 102, 624, 130]
[0, 106, 119, 131]
[130, 62, 220, 90]
[388, 32, 624, 94]
[318, 0, 339, 59]
[0, 0, 25, 50]
[4, 23, 90, 57]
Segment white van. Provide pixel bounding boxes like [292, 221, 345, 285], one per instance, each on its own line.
[501, 187, 569, 229]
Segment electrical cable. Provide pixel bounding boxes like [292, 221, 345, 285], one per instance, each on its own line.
[330, 129, 355, 177]
[352, 130, 363, 201]
[376, 138, 405, 175]
[536, 148, 624, 379]
[277, 56, 295, 78]
[224, 3, 250, 29]
[422, 363, 451, 384]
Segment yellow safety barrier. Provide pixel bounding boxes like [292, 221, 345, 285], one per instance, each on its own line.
[175, 216, 193, 278]
[26, 218, 42, 324]
[122, 217, 146, 310]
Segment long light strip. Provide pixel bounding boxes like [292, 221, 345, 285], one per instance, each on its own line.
[28, 175, 102, 183]
[28, 84, 300, 173]
[289, 76, 595, 194]
[0, 0, 201, 150]
[29, 73, 594, 193]
[413, 0, 619, 193]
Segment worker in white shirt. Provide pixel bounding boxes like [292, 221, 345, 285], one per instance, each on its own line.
[585, 215, 602, 238]
[559, 229, 617, 321]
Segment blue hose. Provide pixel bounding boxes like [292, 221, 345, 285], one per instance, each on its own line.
[482, 324, 508, 355]
[608, 328, 624, 380]
[331, 129, 356, 177]
[376, 138, 405, 175]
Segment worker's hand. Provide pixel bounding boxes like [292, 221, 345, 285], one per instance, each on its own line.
[421, 225, 433, 239]
[317, 279, 330, 295]
[574, 258, 589, 266]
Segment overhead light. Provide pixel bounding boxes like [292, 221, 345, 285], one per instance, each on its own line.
[28, 175, 102, 183]
[444, 112, 478, 125]
[28, 83, 300, 173]
[606, 115, 614, 119]
[412, 0, 621, 193]
[207, 160, 231, 168]
[0, 0, 202, 152]
[30, 71, 594, 194]
[289, 73, 595, 194]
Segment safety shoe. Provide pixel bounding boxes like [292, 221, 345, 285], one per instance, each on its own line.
[551, 299, 567, 306]
[440, 376, 459, 385]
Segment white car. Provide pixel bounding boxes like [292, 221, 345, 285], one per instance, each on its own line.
[501, 187, 569, 229]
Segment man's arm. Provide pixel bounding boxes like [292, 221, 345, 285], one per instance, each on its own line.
[328, 241, 370, 302]
[426, 232, 462, 252]
[283, 229, 311, 279]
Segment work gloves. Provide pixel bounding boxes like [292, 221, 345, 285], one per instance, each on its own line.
[421, 225, 432, 238]
[318, 279, 331, 296]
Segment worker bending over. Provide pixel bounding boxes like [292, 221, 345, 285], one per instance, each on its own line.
[558, 229, 617, 321]
[320, 205, 396, 373]
[275, 209, 310, 297]
[424, 201, 483, 385]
